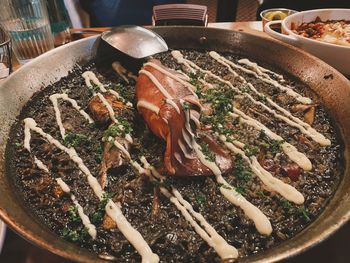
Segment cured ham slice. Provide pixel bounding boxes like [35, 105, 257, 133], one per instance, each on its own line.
[136, 59, 233, 176]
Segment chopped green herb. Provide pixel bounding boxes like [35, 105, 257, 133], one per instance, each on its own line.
[243, 145, 259, 157]
[111, 83, 134, 102]
[235, 186, 246, 195]
[259, 130, 284, 156]
[259, 130, 267, 139]
[215, 125, 232, 135]
[241, 86, 250, 93]
[257, 191, 266, 197]
[64, 133, 88, 148]
[182, 102, 190, 110]
[94, 143, 103, 163]
[297, 207, 311, 222]
[62, 227, 81, 242]
[233, 116, 240, 125]
[88, 84, 100, 96]
[160, 177, 172, 189]
[91, 193, 111, 224]
[90, 210, 104, 224]
[88, 122, 97, 129]
[258, 95, 267, 102]
[15, 142, 22, 147]
[68, 205, 81, 223]
[199, 142, 216, 162]
[280, 199, 292, 210]
[62, 226, 89, 242]
[269, 139, 285, 155]
[234, 155, 252, 184]
[103, 118, 133, 139]
[196, 195, 205, 205]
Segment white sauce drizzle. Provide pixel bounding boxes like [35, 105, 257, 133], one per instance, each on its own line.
[246, 83, 330, 146]
[230, 109, 312, 171]
[142, 158, 238, 260]
[137, 100, 160, 114]
[219, 135, 304, 204]
[27, 142, 97, 240]
[209, 51, 312, 104]
[165, 99, 181, 114]
[174, 152, 183, 164]
[162, 187, 238, 260]
[139, 69, 173, 99]
[23, 118, 158, 262]
[181, 128, 194, 150]
[237, 59, 272, 79]
[238, 58, 284, 80]
[111, 137, 131, 160]
[190, 111, 201, 128]
[106, 200, 159, 263]
[56, 178, 97, 239]
[191, 138, 272, 235]
[49, 93, 94, 139]
[217, 174, 272, 235]
[82, 71, 132, 106]
[96, 92, 118, 124]
[145, 62, 197, 93]
[34, 157, 49, 172]
[205, 53, 328, 145]
[178, 138, 194, 159]
[82, 71, 107, 92]
[171, 50, 328, 148]
[24, 118, 104, 199]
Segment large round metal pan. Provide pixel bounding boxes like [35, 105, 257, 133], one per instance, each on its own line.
[0, 26, 350, 263]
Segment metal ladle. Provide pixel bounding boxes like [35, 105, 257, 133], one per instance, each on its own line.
[101, 25, 168, 59]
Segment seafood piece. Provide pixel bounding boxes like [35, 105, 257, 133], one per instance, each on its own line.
[136, 59, 233, 176]
[88, 93, 125, 125]
[99, 137, 130, 189]
[89, 93, 131, 188]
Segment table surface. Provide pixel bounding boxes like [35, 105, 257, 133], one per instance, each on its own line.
[2, 21, 350, 263]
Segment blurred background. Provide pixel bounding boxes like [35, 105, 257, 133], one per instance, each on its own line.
[66, 0, 350, 27]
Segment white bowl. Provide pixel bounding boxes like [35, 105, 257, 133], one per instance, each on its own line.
[264, 9, 350, 76]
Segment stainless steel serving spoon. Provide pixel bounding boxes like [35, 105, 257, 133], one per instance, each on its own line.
[101, 25, 168, 59]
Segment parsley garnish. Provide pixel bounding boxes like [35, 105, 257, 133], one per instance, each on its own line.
[258, 95, 267, 102]
[233, 116, 240, 125]
[182, 102, 190, 110]
[234, 155, 252, 185]
[91, 193, 111, 224]
[103, 118, 133, 140]
[62, 227, 88, 242]
[64, 133, 88, 148]
[297, 207, 311, 222]
[68, 205, 81, 223]
[243, 145, 259, 157]
[88, 84, 100, 96]
[111, 83, 134, 102]
[235, 186, 246, 195]
[196, 195, 205, 205]
[280, 199, 292, 210]
[199, 142, 216, 162]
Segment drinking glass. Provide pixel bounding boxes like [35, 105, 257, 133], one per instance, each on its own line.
[0, 0, 55, 64]
[46, 0, 71, 46]
[0, 27, 12, 80]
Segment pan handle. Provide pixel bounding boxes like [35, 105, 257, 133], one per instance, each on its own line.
[264, 20, 299, 46]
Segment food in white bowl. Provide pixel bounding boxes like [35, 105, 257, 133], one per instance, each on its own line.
[292, 17, 350, 46]
[264, 9, 350, 76]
